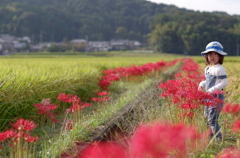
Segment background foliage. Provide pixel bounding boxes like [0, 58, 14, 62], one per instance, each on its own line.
[0, 0, 240, 55]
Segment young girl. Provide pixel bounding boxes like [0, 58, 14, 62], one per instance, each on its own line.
[198, 41, 228, 140]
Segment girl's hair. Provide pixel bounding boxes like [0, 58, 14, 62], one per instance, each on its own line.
[205, 53, 224, 65]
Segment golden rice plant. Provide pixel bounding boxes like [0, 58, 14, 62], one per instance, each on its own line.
[0, 55, 176, 130]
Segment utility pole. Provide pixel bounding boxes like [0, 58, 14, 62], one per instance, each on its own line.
[85, 35, 88, 53]
[40, 33, 43, 43]
[237, 43, 239, 56]
[32, 35, 35, 45]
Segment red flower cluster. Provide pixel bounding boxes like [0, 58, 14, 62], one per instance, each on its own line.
[57, 93, 92, 114]
[131, 123, 202, 158]
[216, 148, 240, 158]
[222, 103, 240, 115]
[159, 58, 223, 120]
[97, 91, 110, 96]
[11, 118, 37, 131]
[232, 120, 240, 133]
[98, 61, 168, 90]
[167, 59, 181, 67]
[79, 123, 203, 158]
[91, 91, 110, 102]
[175, 58, 204, 83]
[222, 103, 240, 133]
[91, 97, 109, 102]
[0, 119, 38, 145]
[0, 130, 15, 142]
[80, 142, 126, 158]
[34, 98, 59, 123]
[57, 93, 81, 104]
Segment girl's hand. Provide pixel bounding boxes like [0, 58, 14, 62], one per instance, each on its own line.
[198, 86, 203, 91]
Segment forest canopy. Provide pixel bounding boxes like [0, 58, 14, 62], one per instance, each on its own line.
[0, 0, 240, 55]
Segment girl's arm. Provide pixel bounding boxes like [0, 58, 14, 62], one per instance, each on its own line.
[198, 67, 208, 91]
[207, 78, 228, 93]
[198, 80, 206, 91]
[207, 66, 228, 93]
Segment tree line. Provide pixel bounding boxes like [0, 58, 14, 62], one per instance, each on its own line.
[149, 12, 240, 55]
[0, 0, 240, 55]
[0, 0, 185, 43]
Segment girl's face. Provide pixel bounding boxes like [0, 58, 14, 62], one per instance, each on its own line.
[207, 51, 220, 65]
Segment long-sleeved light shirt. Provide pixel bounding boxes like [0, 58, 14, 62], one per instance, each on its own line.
[198, 64, 228, 93]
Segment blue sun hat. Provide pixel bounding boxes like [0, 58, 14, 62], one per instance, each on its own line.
[201, 41, 228, 57]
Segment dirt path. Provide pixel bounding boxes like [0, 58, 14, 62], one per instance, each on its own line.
[60, 65, 182, 158]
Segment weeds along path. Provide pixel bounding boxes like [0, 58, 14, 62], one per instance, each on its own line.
[60, 62, 183, 158]
[89, 65, 182, 141]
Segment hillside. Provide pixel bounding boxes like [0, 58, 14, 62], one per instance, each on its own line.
[1, 0, 240, 55]
[0, 0, 191, 43]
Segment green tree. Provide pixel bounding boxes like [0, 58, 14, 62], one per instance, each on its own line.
[115, 26, 128, 39]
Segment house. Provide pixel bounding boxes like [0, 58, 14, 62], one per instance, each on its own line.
[31, 43, 51, 51]
[0, 39, 3, 53]
[13, 41, 26, 51]
[88, 41, 112, 51]
[17, 36, 31, 44]
[110, 39, 141, 50]
[0, 34, 32, 54]
[69, 39, 86, 45]
[128, 40, 141, 48]
[0, 34, 15, 55]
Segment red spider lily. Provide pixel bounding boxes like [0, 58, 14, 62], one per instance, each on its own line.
[67, 104, 81, 113]
[99, 97, 109, 101]
[180, 103, 198, 110]
[81, 103, 92, 108]
[91, 97, 109, 102]
[10, 131, 26, 143]
[66, 102, 92, 114]
[159, 75, 222, 109]
[167, 59, 181, 67]
[66, 122, 73, 130]
[0, 129, 16, 142]
[34, 103, 58, 111]
[11, 119, 37, 131]
[232, 120, 240, 133]
[212, 90, 224, 95]
[98, 79, 112, 90]
[159, 78, 207, 108]
[91, 97, 101, 102]
[57, 93, 81, 104]
[175, 58, 203, 83]
[34, 98, 59, 123]
[58, 93, 91, 112]
[68, 95, 81, 105]
[216, 148, 240, 158]
[98, 60, 169, 90]
[79, 142, 127, 158]
[222, 103, 240, 115]
[183, 111, 195, 119]
[24, 135, 39, 143]
[97, 91, 110, 96]
[98, 75, 120, 90]
[131, 123, 201, 158]
[0, 120, 39, 158]
[7, 127, 39, 144]
[57, 93, 71, 102]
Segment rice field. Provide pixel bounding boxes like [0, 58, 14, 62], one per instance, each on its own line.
[0, 54, 184, 131]
[0, 53, 240, 158]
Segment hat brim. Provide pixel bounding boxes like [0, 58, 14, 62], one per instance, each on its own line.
[201, 49, 228, 57]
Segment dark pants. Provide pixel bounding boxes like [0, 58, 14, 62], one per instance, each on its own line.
[204, 106, 222, 139]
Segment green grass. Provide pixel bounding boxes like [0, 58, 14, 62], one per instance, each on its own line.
[1, 52, 239, 157]
[0, 52, 184, 157]
[41, 78, 156, 157]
